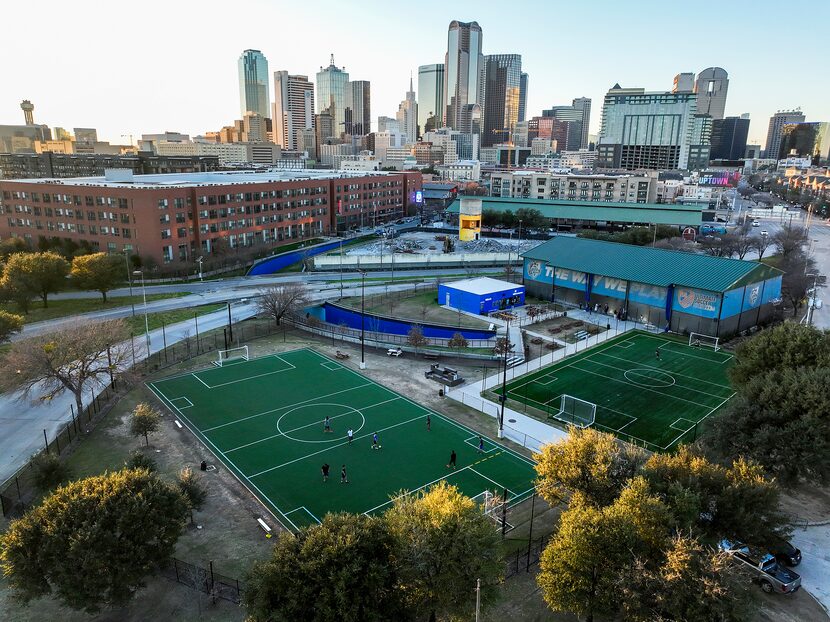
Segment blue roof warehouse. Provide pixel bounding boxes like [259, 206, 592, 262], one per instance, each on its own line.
[438, 277, 525, 315]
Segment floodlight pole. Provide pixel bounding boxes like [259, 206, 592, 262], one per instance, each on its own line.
[133, 270, 150, 353]
[359, 269, 366, 369]
[124, 249, 135, 317]
[498, 316, 510, 439]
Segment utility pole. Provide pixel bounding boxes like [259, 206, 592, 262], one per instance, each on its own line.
[227, 302, 233, 344]
[498, 316, 511, 439]
[359, 269, 366, 369]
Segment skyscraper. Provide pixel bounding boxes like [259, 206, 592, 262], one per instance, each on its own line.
[482, 54, 522, 147]
[597, 84, 701, 170]
[518, 73, 529, 123]
[346, 80, 371, 136]
[417, 64, 444, 137]
[672, 73, 695, 93]
[316, 55, 350, 139]
[20, 100, 34, 125]
[273, 72, 315, 150]
[238, 50, 271, 119]
[710, 115, 750, 160]
[541, 101, 589, 152]
[778, 122, 830, 162]
[765, 109, 806, 160]
[572, 97, 592, 149]
[396, 77, 417, 143]
[694, 67, 729, 120]
[443, 20, 483, 130]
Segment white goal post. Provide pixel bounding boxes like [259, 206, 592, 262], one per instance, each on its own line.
[472, 490, 512, 532]
[550, 394, 596, 429]
[688, 332, 720, 351]
[216, 345, 249, 366]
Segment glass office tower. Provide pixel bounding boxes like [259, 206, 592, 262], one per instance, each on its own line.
[238, 50, 270, 118]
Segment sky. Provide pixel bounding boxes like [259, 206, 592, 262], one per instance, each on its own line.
[1, 0, 827, 148]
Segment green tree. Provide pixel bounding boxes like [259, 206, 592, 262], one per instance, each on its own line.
[70, 252, 124, 303]
[130, 403, 161, 447]
[534, 427, 646, 507]
[385, 481, 502, 622]
[245, 513, 403, 622]
[31, 452, 73, 493]
[125, 450, 157, 472]
[177, 467, 207, 524]
[448, 332, 468, 353]
[0, 309, 24, 342]
[728, 322, 830, 389]
[0, 237, 30, 261]
[1, 251, 70, 308]
[0, 262, 35, 313]
[514, 208, 547, 230]
[706, 368, 830, 484]
[0, 468, 188, 613]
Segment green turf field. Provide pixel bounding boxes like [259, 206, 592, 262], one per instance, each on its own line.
[148, 348, 536, 532]
[501, 331, 735, 452]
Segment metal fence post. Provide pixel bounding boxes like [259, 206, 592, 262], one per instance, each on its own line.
[43, 429, 49, 454]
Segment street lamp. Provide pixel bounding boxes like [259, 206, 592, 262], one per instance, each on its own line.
[806, 272, 820, 326]
[498, 316, 511, 439]
[359, 269, 366, 369]
[196, 256, 204, 282]
[133, 270, 150, 353]
[123, 249, 135, 317]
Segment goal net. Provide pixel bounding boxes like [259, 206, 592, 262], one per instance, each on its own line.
[472, 490, 513, 533]
[550, 394, 596, 429]
[688, 332, 720, 351]
[216, 345, 249, 367]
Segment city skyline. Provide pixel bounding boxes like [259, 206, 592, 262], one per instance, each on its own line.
[0, 0, 826, 147]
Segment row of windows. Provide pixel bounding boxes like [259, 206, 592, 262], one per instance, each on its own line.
[194, 187, 327, 206]
[2, 191, 130, 209]
[6, 218, 132, 238]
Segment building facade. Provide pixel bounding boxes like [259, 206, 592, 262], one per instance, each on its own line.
[0, 152, 219, 180]
[417, 64, 444, 137]
[490, 170, 655, 203]
[316, 55, 349, 140]
[345, 80, 371, 137]
[778, 122, 830, 163]
[0, 170, 422, 265]
[396, 77, 417, 143]
[272, 72, 315, 150]
[694, 67, 729, 120]
[518, 73, 529, 123]
[710, 115, 750, 161]
[443, 20, 483, 130]
[482, 54, 522, 147]
[765, 110, 806, 160]
[238, 50, 270, 119]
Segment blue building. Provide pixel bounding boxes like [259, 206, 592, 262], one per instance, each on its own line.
[438, 277, 525, 315]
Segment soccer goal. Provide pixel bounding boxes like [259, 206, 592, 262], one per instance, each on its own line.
[550, 394, 596, 429]
[688, 332, 720, 351]
[472, 490, 513, 533]
[215, 345, 249, 367]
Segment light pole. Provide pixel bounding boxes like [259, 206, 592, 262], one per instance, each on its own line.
[806, 272, 820, 326]
[123, 249, 135, 317]
[339, 239, 344, 298]
[197, 256, 204, 282]
[498, 316, 511, 439]
[133, 270, 150, 353]
[359, 269, 366, 369]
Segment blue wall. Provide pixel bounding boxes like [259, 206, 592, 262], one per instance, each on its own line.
[321, 303, 497, 340]
[248, 239, 345, 276]
[438, 283, 525, 314]
[672, 287, 721, 319]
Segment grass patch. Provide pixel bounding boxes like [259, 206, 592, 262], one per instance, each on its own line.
[1, 293, 190, 325]
[338, 288, 491, 329]
[125, 304, 226, 335]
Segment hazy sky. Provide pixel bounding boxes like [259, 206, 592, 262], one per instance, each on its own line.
[1, 0, 827, 147]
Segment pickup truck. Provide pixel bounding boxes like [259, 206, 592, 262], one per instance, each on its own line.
[719, 539, 801, 594]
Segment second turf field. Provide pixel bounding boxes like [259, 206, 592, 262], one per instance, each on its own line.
[148, 348, 536, 532]
[501, 331, 735, 451]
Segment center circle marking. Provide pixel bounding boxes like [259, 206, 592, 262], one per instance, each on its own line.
[276, 403, 365, 443]
[623, 368, 676, 388]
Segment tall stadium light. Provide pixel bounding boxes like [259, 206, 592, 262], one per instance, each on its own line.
[498, 316, 511, 439]
[133, 270, 150, 353]
[359, 269, 367, 369]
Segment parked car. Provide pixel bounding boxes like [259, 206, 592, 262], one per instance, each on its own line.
[752, 220, 761, 227]
[769, 537, 802, 567]
[719, 539, 801, 594]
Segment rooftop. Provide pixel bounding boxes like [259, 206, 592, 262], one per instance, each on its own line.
[442, 276, 524, 296]
[522, 236, 782, 293]
[4, 169, 404, 189]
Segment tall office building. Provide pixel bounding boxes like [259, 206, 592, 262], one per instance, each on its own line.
[518, 73, 529, 123]
[481, 54, 522, 147]
[417, 63, 444, 137]
[345, 80, 371, 136]
[597, 84, 702, 170]
[541, 104, 584, 151]
[572, 97, 591, 149]
[316, 55, 350, 139]
[443, 20, 483, 130]
[272, 72, 315, 150]
[314, 110, 335, 153]
[672, 73, 695, 93]
[778, 122, 830, 162]
[694, 67, 729, 120]
[238, 50, 271, 118]
[710, 115, 750, 160]
[765, 109, 806, 160]
[396, 77, 417, 143]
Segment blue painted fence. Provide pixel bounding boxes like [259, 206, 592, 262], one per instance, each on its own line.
[248, 239, 346, 276]
[321, 303, 497, 340]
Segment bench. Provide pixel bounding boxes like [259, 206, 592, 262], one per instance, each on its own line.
[257, 517, 272, 535]
[574, 330, 589, 341]
[335, 350, 350, 360]
[387, 348, 403, 357]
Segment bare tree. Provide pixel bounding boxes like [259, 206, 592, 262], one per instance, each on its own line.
[773, 225, 809, 260]
[780, 252, 817, 315]
[256, 283, 309, 325]
[0, 319, 131, 414]
[493, 336, 514, 357]
[734, 232, 754, 260]
[752, 234, 773, 259]
[448, 332, 468, 354]
[407, 325, 428, 352]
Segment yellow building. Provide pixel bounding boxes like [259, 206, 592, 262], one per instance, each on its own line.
[458, 197, 482, 241]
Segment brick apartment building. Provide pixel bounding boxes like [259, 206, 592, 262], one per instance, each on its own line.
[0, 169, 422, 267]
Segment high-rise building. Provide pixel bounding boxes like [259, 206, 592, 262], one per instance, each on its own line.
[765, 110, 806, 159]
[443, 20, 483, 130]
[672, 73, 695, 93]
[518, 73, 529, 123]
[272, 72, 315, 150]
[417, 63, 444, 137]
[710, 115, 750, 160]
[316, 55, 350, 139]
[597, 84, 701, 170]
[74, 128, 98, 144]
[694, 67, 729, 120]
[572, 97, 591, 150]
[315, 110, 335, 153]
[238, 50, 270, 119]
[20, 100, 34, 125]
[482, 54, 522, 147]
[396, 77, 418, 143]
[778, 122, 830, 162]
[345, 80, 371, 136]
